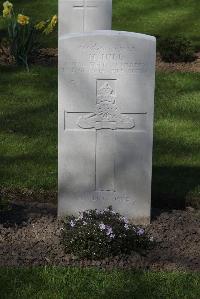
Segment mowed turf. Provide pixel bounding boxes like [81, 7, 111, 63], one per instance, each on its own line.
[0, 267, 200, 299]
[0, 0, 200, 48]
[113, 0, 200, 49]
[0, 66, 199, 207]
[153, 72, 200, 208]
[0, 66, 57, 191]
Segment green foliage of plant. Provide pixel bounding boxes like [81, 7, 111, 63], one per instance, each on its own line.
[1, 1, 57, 70]
[158, 36, 195, 62]
[62, 207, 152, 260]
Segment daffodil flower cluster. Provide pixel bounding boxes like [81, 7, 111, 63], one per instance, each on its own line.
[2, 1, 57, 70]
[3, 1, 13, 18]
[35, 15, 58, 35]
[43, 15, 58, 35]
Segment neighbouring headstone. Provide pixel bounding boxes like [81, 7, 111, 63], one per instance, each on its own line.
[59, 0, 112, 36]
[58, 31, 156, 224]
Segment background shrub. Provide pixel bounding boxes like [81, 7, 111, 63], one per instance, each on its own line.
[158, 36, 195, 63]
[61, 207, 152, 260]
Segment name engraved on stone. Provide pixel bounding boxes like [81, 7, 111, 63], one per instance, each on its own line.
[65, 44, 146, 74]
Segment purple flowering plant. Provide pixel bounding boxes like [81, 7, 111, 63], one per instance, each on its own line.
[61, 206, 152, 260]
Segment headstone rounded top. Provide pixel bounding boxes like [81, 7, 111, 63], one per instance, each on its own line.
[59, 30, 156, 43]
[59, 0, 112, 35]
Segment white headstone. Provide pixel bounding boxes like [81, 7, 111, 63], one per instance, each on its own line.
[58, 31, 156, 224]
[59, 0, 112, 36]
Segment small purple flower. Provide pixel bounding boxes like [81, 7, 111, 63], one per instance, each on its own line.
[99, 223, 106, 231]
[70, 220, 76, 227]
[121, 216, 129, 224]
[106, 225, 113, 236]
[124, 223, 129, 230]
[137, 228, 145, 236]
[109, 233, 115, 239]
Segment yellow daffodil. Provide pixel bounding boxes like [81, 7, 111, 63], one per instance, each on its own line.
[17, 14, 30, 26]
[43, 24, 52, 35]
[3, 8, 9, 17]
[2, 1, 13, 18]
[3, 1, 13, 10]
[35, 21, 46, 30]
[50, 15, 57, 28]
[43, 15, 57, 35]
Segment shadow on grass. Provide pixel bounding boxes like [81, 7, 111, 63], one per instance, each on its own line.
[152, 166, 200, 209]
[0, 65, 57, 138]
[0, 102, 57, 137]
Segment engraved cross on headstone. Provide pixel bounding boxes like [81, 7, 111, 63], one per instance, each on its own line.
[73, 0, 98, 31]
[77, 79, 135, 192]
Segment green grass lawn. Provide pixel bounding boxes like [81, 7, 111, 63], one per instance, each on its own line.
[0, 66, 199, 208]
[0, 66, 57, 191]
[153, 72, 200, 208]
[0, 267, 200, 299]
[113, 0, 200, 49]
[0, 0, 200, 48]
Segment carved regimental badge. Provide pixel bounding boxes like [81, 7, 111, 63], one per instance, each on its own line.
[78, 80, 135, 130]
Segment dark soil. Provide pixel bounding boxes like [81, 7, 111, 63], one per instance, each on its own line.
[0, 48, 57, 67]
[156, 52, 200, 73]
[0, 201, 199, 271]
[0, 188, 57, 204]
[30, 48, 58, 66]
